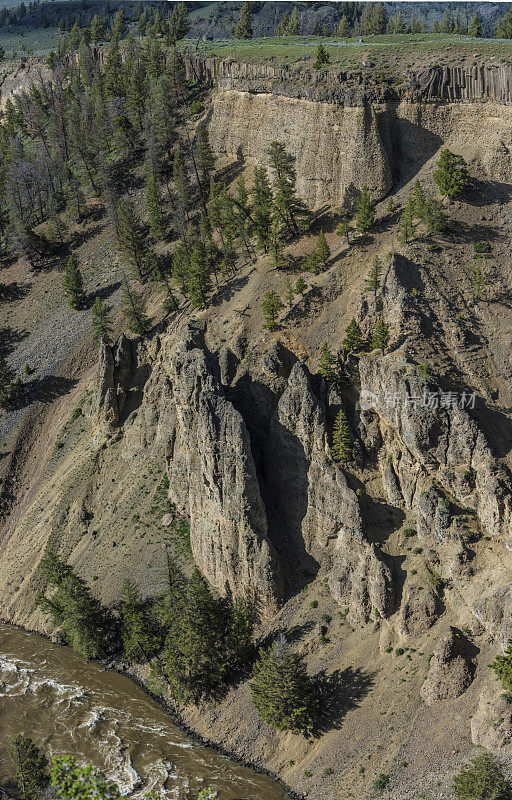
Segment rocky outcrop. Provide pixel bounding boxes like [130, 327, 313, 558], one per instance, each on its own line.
[358, 352, 512, 545]
[397, 578, 438, 638]
[471, 682, 512, 748]
[420, 628, 474, 705]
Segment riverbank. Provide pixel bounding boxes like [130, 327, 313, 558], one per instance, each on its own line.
[0, 620, 298, 800]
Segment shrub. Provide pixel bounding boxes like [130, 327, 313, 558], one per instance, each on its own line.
[490, 640, 512, 692]
[453, 753, 512, 800]
[373, 773, 390, 795]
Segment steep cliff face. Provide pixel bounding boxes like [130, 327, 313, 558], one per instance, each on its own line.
[201, 57, 512, 207]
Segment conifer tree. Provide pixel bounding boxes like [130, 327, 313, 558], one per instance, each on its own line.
[162, 568, 227, 702]
[38, 554, 110, 659]
[8, 735, 48, 800]
[434, 149, 470, 198]
[316, 229, 331, 268]
[168, 2, 190, 42]
[453, 754, 511, 800]
[356, 185, 375, 232]
[468, 12, 482, 37]
[398, 196, 416, 243]
[287, 6, 300, 34]
[268, 141, 309, 235]
[90, 14, 105, 43]
[121, 281, 150, 336]
[337, 218, 351, 245]
[421, 192, 445, 235]
[187, 242, 211, 308]
[261, 290, 283, 331]
[234, 1, 253, 39]
[365, 257, 382, 298]
[490, 639, 512, 691]
[63, 256, 86, 310]
[250, 638, 318, 734]
[314, 43, 329, 68]
[116, 199, 148, 281]
[332, 408, 352, 464]
[145, 165, 165, 242]
[343, 318, 365, 353]
[319, 341, 337, 381]
[149, 76, 178, 181]
[372, 317, 390, 352]
[295, 276, 307, 295]
[194, 124, 216, 196]
[91, 297, 112, 345]
[337, 15, 350, 36]
[119, 579, 162, 662]
[251, 166, 273, 250]
[173, 145, 192, 220]
[0, 349, 15, 408]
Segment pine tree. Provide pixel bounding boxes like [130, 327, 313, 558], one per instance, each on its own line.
[250, 638, 318, 734]
[343, 319, 365, 353]
[295, 276, 307, 295]
[187, 242, 211, 308]
[468, 12, 482, 37]
[168, 2, 190, 41]
[90, 13, 105, 43]
[434, 149, 470, 198]
[8, 735, 48, 800]
[411, 179, 426, 217]
[268, 141, 309, 236]
[120, 578, 163, 662]
[337, 218, 351, 245]
[121, 281, 150, 336]
[234, 1, 253, 39]
[173, 145, 192, 220]
[91, 297, 112, 345]
[251, 166, 273, 250]
[314, 43, 329, 68]
[116, 199, 148, 281]
[0, 349, 15, 408]
[38, 554, 110, 659]
[337, 15, 350, 36]
[319, 341, 337, 381]
[398, 197, 416, 243]
[261, 290, 283, 331]
[421, 192, 445, 236]
[371, 317, 390, 352]
[226, 598, 255, 675]
[194, 124, 216, 195]
[365, 257, 382, 298]
[332, 408, 352, 464]
[145, 165, 165, 242]
[162, 568, 227, 702]
[356, 185, 375, 232]
[288, 6, 300, 34]
[316, 229, 331, 268]
[63, 256, 86, 310]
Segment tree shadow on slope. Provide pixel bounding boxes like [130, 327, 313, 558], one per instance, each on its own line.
[10, 374, 78, 410]
[0, 326, 29, 356]
[313, 666, 375, 734]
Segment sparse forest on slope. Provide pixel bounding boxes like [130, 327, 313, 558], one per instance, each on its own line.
[2, 4, 512, 800]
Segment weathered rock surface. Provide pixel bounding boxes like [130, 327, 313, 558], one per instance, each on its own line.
[471, 682, 512, 748]
[420, 628, 474, 705]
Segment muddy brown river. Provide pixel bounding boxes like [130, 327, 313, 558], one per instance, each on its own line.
[0, 624, 288, 800]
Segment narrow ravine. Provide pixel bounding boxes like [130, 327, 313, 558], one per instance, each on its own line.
[0, 624, 288, 800]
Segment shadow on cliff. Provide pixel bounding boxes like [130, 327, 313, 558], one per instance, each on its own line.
[383, 114, 444, 189]
[229, 359, 320, 596]
[313, 666, 375, 734]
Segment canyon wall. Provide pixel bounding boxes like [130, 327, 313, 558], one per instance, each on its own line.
[196, 57, 512, 207]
